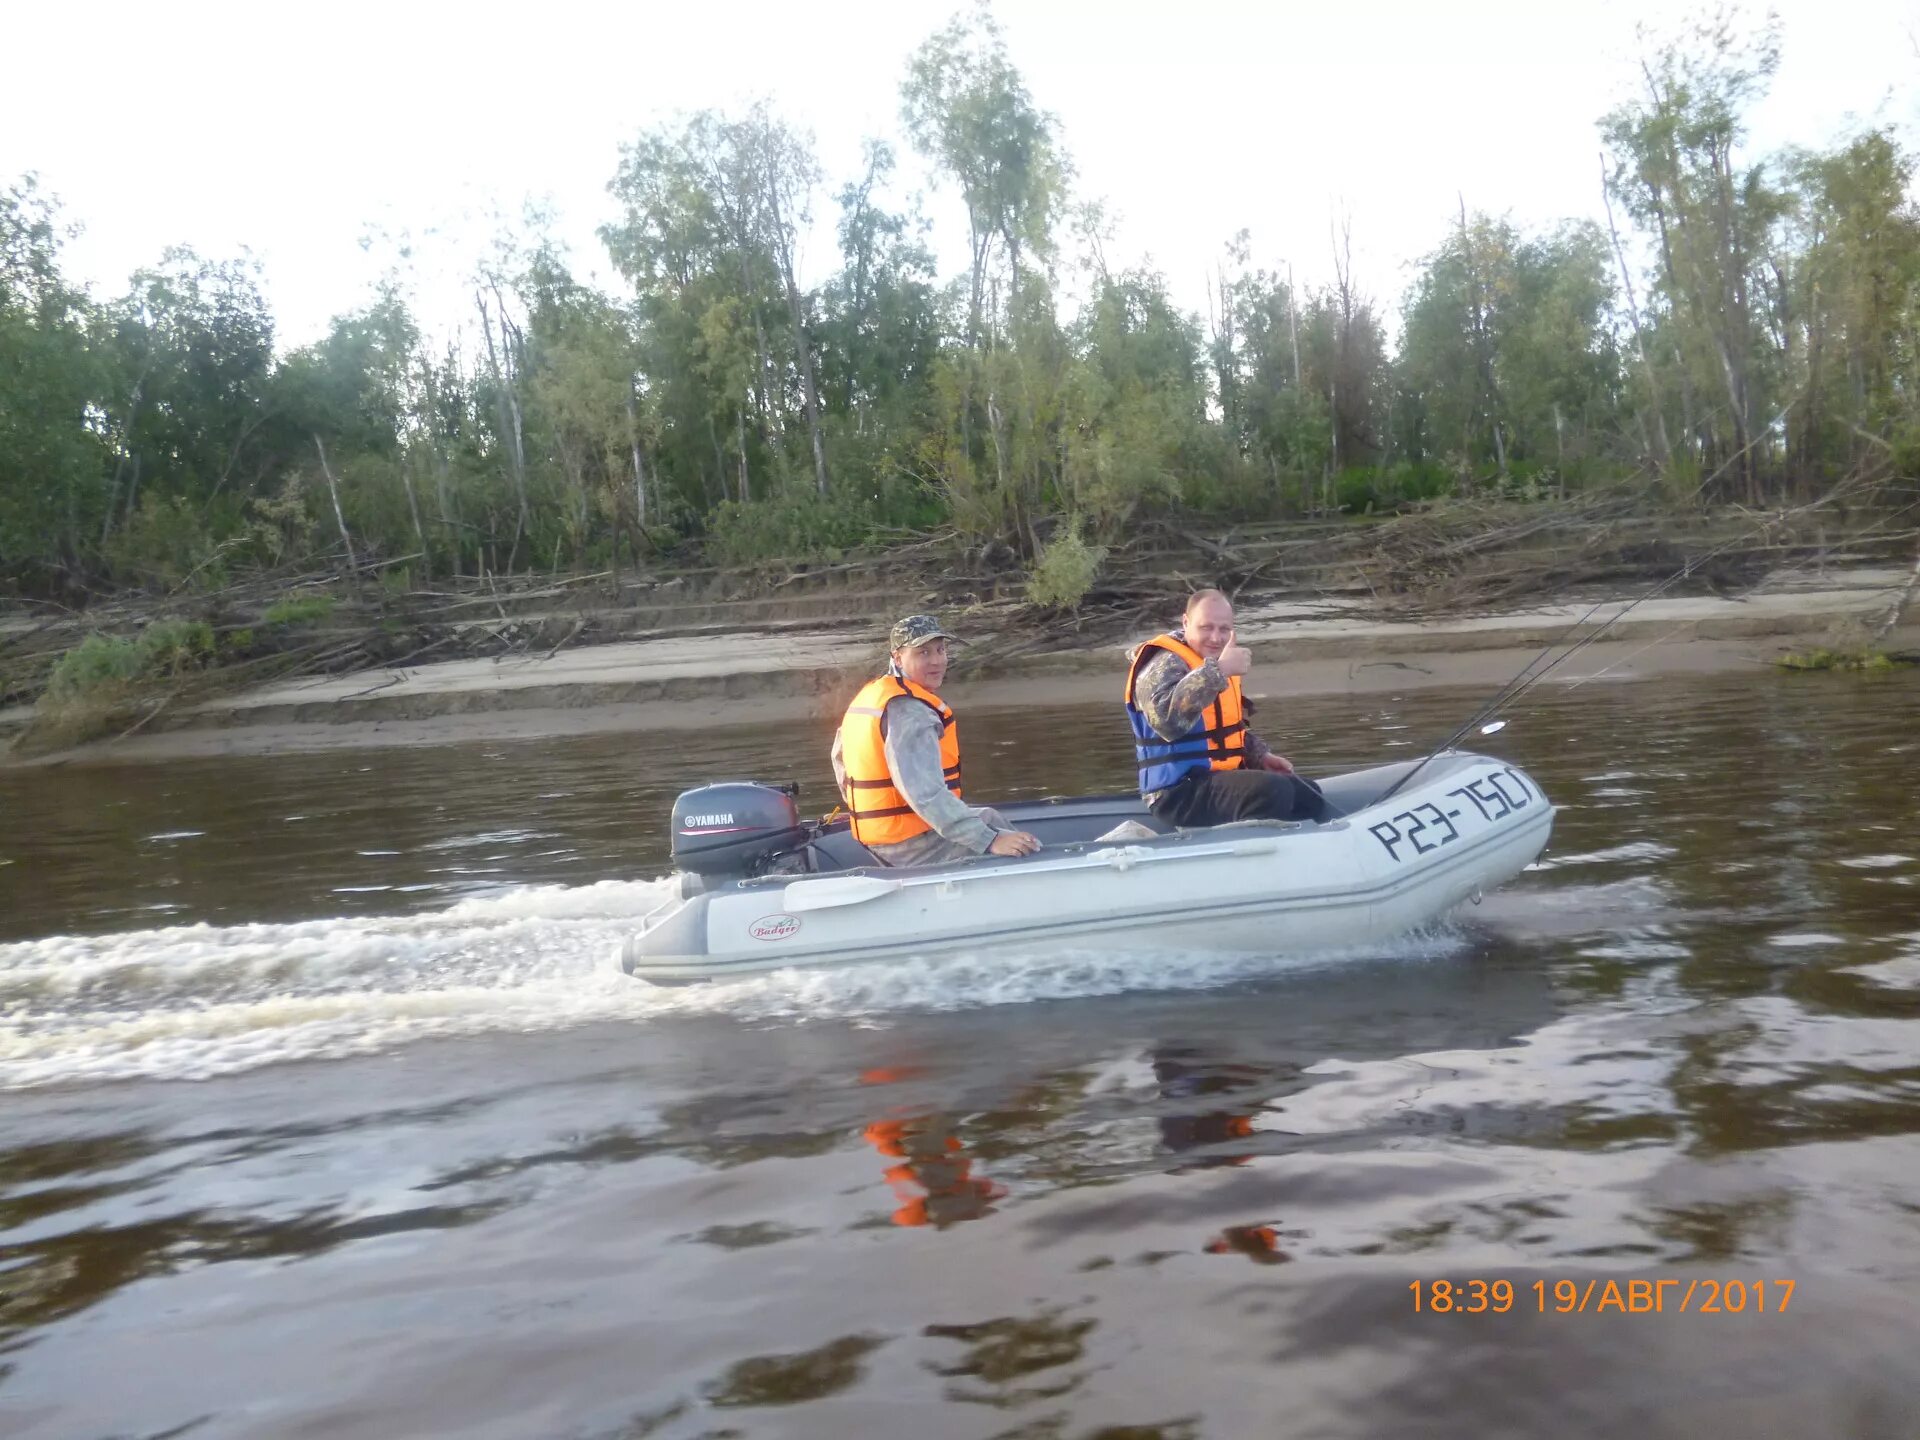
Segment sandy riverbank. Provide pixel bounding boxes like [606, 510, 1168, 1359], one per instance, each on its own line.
[7, 566, 1914, 767]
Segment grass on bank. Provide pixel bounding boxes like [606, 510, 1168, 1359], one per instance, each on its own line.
[261, 593, 336, 626]
[1774, 648, 1914, 671]
[16, 620, 218, 755]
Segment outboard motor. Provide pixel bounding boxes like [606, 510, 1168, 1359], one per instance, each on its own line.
[670, 782, 808, 883]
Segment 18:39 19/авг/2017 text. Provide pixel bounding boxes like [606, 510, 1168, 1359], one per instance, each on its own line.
[1409, 1278, 1796, 1314]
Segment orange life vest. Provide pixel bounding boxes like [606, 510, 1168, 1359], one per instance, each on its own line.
[838, 674, 963, 846]
[1122, 632, 1247, 793]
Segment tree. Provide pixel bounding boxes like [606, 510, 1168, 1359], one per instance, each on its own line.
[0, 176, 107, 590]
[901, 3, 1065, 350]
[1773, 131, 1920, 477]
[1604, 13, 1787, 497]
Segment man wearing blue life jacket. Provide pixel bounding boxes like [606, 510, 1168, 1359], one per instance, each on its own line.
[1123, 589, 1341, 829]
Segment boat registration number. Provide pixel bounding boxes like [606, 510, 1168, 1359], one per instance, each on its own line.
[1368, 767, 1536, 863]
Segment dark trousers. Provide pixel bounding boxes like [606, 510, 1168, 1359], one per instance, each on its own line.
[1149, 768, 1341, 828]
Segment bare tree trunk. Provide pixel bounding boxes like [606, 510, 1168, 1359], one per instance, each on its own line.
[749, 299, 775, 437]
[777, 267, 831, 497]
[103, 451, 136, 548]
[1804, 239, 1826, 478]
[401, 453, 428, 581]
[967, 222, 991, 351]
[1209, 256, 1240, 444]
[737, 406, 751, 502]
[1600, 154, 1673, 468]
[314, 435, 357, 570]
[1286, 262, 1302, 388]
[1674, 345, 1698, 468]
[1457, 195, 1508, 477]
[759, 130, 832, 498]
[476, 288, 531, 571]
[986, 388, 1012, 536]
[1707, 139, 1757, 502]
[101, 350, 158, 547]
[121, 454, 142, 531]
[625, 383, 649, 532]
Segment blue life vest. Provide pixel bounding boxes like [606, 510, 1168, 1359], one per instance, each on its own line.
[1123, 633, 1247, 796]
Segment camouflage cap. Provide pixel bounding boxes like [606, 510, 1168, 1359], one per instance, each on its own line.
[888, 614, 961, 650]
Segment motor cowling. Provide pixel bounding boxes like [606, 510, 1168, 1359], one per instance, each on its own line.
[669, 782, 806, 878]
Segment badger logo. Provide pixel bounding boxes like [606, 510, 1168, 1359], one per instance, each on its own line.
[749, 914, 801, 941]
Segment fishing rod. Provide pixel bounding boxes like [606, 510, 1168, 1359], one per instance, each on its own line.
[1374, 469, 1893, 806]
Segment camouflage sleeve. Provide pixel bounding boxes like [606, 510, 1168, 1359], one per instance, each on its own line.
[1140, 649, 1274, 761]
[1138, 650, 1229, 742]
[882, 697, 996, 852]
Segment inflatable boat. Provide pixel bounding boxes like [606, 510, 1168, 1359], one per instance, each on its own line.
[620, 751, 1553, 985]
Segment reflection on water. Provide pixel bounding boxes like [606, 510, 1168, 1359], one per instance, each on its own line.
[3, 671, 1920, 1438]
[924, 1311, 1097, 1407]
[704, 1333, 888, 1408]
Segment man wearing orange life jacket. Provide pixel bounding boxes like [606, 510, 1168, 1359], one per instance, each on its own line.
[1124, 589, 1340, 829]
[831, 614, 1042, 867]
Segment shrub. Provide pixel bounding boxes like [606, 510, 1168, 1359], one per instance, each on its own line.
[1027, 517, 1107, 611]
[22, 620, 217, 754]
[245, 477, 318, 568]
[43, 621, 215, 704]
[42, 634, 149, 702]
[102, 494, 242, 591]
[705, 491, 876, 567]
[1334, 462, 1455, 514]
[1775, 649, 1904, 672]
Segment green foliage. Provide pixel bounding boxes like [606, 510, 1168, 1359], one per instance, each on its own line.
[1334, 463, 1455, 513]
[262, 594, 336, 626]
[243, 477, 318, 569]
[19, 619, 215, 754]
[43, 634, 148, 698]
[101, 494, 241, 591]
[0, 176, 109, 588]
[1027, 516, 1106, 610]
[44, 620, 215, 703]
[705, 491, 877, 566]
[4, 10, 1916, 604]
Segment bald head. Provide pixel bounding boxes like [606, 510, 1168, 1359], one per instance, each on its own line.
[1183, 589, 1234, 659]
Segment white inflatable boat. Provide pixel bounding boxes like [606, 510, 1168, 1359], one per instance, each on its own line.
[620, 751, 1554, 985]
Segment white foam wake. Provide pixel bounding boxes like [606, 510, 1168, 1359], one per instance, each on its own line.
[0, 879, 1468, 1089]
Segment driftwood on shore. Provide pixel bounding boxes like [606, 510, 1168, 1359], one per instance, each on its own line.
[5, 490, 1918, 755]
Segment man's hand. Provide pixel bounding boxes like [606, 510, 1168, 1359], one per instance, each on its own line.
[988, 830, 1042, 857]
[1259, 753, 1296, 775]
[1217, 628, 1252, 678]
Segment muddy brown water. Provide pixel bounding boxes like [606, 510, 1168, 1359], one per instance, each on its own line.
[2, 671, 1919, 1439]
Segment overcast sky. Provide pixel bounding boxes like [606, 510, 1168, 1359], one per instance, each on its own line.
[5, 0, 1915, 351]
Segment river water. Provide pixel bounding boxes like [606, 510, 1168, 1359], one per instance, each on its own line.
[2, 671, 1918, 1438]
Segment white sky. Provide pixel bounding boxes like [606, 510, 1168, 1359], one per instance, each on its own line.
[5, 0, 1916, 352]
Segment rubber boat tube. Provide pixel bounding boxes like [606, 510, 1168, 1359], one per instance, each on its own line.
[622, 752, 1553, 985]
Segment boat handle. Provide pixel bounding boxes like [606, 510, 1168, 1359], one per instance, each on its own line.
[782, 875, 903, 911]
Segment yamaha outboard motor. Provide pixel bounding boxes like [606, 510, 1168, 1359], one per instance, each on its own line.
[670, 782, 808, 884]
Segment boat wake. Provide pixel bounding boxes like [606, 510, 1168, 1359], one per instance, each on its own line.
[0, 878, 1469, 1089]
